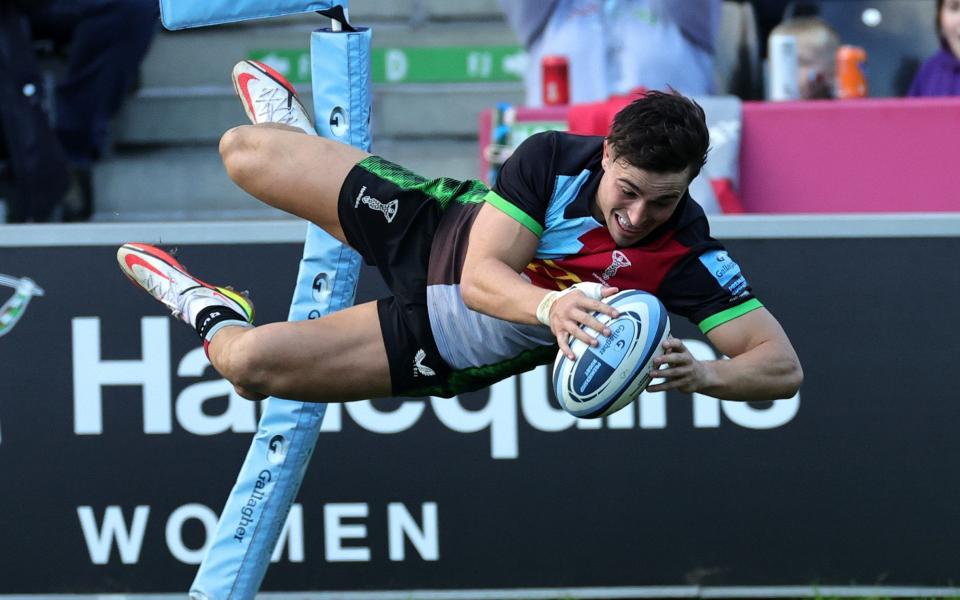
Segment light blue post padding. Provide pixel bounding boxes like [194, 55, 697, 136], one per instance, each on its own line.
[189, 24, 371, 600]
[159, 0, 344, 30]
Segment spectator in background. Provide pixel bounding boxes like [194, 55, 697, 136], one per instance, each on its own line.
[0, 1, 69, 223]
[909, 0, 960, 97]
[768, 16, 840, 99]
[0, 0, 159, 222]
[500, 0, 722, 107]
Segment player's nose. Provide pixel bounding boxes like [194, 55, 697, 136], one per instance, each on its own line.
[627, 201, 647, 224]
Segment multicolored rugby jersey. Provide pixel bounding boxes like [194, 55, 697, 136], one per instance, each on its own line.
[424, 131, 761, 377]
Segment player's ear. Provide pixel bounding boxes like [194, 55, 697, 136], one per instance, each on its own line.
[602, 139, 610, 170]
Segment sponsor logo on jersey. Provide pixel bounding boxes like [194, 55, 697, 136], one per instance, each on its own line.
[698, 250, 749, 297]
[413, 348, 436, 378]
[592, 250, 632, 284]
[355, 186, 399, 223]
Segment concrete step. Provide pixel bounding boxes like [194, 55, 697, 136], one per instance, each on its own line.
[144, 20, 518, 88]
[113, 82, 523, 144]
[92, 146, 278, 220]
[92, 138, 483, 220]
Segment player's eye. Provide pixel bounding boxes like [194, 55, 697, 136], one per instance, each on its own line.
[621, 188, 636, 198]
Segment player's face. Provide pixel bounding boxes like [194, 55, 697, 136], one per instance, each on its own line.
[942, 0, 960, 59]
[595, 142, 690, 246]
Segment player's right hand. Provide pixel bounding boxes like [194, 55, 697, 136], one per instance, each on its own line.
[549, 285, 620, 360]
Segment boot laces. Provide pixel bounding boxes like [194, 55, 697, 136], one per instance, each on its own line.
[254, 86, 300, 126]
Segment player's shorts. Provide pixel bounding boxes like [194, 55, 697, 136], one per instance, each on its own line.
[338, 155, 475, 397]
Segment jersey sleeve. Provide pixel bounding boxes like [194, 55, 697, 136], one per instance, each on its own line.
[657, 241, 764, 334]
[483, 131, 557, 237]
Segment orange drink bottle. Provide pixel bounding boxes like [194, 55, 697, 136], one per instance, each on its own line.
[836, 45, 868, 99]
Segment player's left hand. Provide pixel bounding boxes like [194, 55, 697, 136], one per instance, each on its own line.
[646, 336, 711, 394]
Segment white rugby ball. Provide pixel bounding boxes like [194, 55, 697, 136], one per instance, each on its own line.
[552, 290, 670, 419]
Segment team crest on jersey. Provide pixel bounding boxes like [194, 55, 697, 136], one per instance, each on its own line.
[592, 250, 632, 284]
[355, 185, 398, 223]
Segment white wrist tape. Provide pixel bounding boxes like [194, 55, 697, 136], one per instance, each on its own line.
[535, 282, 604, 326]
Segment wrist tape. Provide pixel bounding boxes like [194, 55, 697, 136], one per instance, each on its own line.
[536, 282, 604, 326]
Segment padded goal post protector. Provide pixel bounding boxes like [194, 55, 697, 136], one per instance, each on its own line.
[189, 16, 371, 600]
[159, 0, 346, 30]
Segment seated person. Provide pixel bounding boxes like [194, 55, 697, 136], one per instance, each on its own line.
[768, 16, 840, 99]
[909, 0, 960, 96]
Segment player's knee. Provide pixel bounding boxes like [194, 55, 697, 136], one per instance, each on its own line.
[216, 329, 274, 393]
[219, 126, 258, 185]
[233, 383, 268, 402]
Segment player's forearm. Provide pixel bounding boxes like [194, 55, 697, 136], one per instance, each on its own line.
[698, 340, 803, 401]
[460, 258, 545, 326]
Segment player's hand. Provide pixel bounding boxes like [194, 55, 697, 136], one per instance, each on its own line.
[551, 286, 620, 360]
[646, 336, 711, 393]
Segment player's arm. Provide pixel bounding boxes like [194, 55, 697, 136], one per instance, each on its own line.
[460, 202, 618, 358]
[647, 307, 802, 400]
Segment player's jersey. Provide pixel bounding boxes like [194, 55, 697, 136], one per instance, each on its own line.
[426, 131, 761, 374]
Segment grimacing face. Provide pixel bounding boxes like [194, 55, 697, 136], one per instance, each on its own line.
[942, 0, 960, 60]
[593, 140, 691, 247]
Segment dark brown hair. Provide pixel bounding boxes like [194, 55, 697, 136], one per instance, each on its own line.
[606, 90, 710, 181]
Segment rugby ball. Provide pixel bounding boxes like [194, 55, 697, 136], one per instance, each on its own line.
[552, 290, 670, 419]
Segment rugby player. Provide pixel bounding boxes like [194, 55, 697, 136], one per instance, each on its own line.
[118, 60, 802, 403]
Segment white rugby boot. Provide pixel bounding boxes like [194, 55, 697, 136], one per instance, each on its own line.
[231, 59, 317, 135]
[117, 243, 254, 343]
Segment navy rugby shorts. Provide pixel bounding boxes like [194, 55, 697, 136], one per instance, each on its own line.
[337, 155, 452, 397]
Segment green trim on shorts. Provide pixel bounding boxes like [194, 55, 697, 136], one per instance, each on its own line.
[698, 298, 764, 334]
[357, 156, 488, 209]
[403, 344, 558, 398]
[482, 190, 543, 237]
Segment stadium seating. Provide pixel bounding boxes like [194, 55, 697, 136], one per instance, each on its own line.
[98, 0, 523, 220]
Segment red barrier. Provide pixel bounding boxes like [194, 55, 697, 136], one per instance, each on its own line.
[740, 97, 960, 213]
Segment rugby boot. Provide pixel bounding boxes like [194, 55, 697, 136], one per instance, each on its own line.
[117, 243, 254, 343]
[231, 59, 317, 135]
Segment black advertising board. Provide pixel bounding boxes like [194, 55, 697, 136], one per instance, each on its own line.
[0, 221, 957, 595]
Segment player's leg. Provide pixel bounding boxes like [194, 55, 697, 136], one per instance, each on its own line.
[220, 60, 368, 244]
[219, 126, 365, 244]
[207, 302, 392, 402]
[117, 242, 392, 401]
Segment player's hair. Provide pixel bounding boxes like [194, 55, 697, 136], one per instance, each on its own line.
[606, 90, 709, 181]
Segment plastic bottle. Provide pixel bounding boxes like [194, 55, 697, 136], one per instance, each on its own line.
[836, 45, 868, 99]
[767, 32, 799, 101]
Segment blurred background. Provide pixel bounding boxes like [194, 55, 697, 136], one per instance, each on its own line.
[0, 0, 955, 223]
